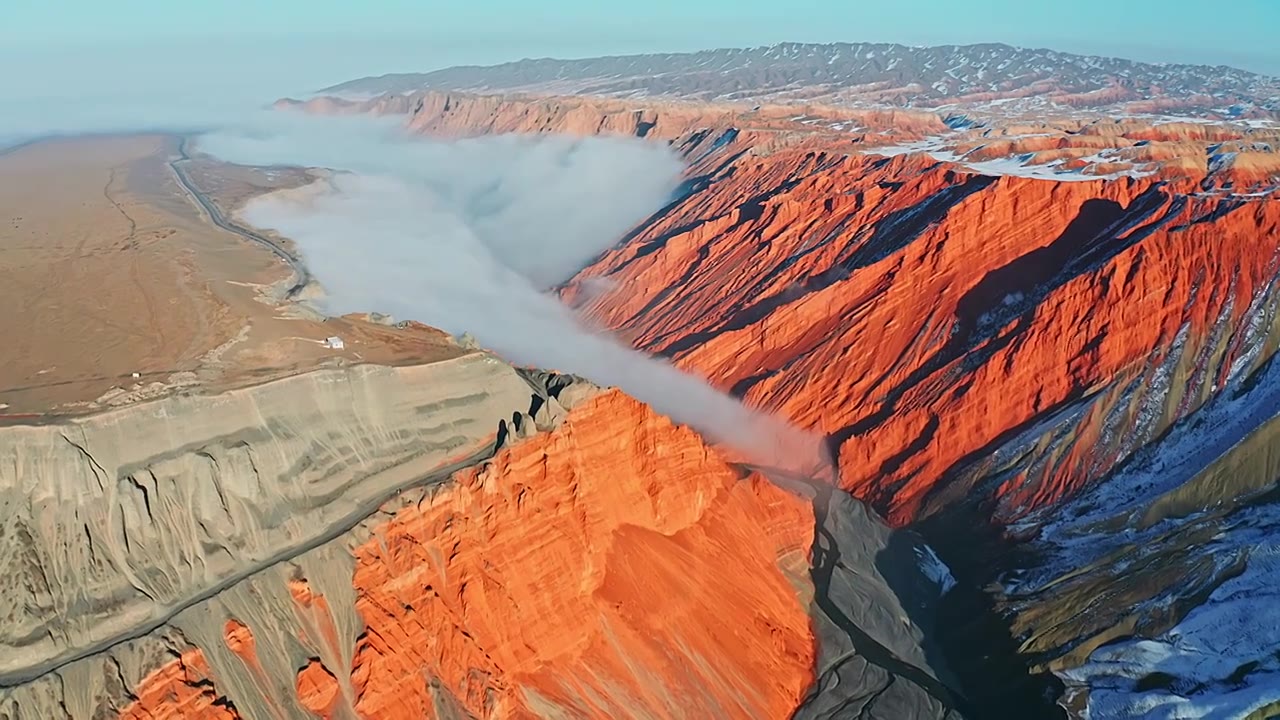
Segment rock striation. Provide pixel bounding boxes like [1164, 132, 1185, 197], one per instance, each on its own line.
[0, 348, 961, 719]
[562, 138, 1280, 530]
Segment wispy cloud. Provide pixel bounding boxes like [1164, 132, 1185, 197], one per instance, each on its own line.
[200, 114, 827, 471]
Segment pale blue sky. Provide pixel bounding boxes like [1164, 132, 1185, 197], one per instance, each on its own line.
[1, 0, 1277, 146]
[5, 0, 1280, 82]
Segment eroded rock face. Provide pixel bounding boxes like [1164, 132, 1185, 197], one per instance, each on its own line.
[0, 357, 960, 719]
[564, 143, 1280, 529]
[345, 389, 819, 719]
[107, 391, 961, 720]
[0, 354, 532, 689]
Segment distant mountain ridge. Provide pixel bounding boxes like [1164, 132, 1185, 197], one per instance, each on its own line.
[321, 41, 1280, 117]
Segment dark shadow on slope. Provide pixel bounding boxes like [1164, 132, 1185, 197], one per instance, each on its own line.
[749, 463, 971, 720]
[728, 368, 777, 398]
[874, 529, 963, 689]
[626, 175, 816, 334]
[825, 188, 1176, 503]
[914, 505, 1067, 719]
[844, 174, 997, 272]
[658, 174, 998, 359]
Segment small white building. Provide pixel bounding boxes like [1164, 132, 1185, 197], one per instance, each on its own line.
[323, 336, 345, 350]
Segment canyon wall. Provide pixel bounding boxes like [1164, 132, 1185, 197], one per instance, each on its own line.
[335, 89, 1280, 715]
[560, 129, 1280, 529]
[0, 348, 962, 719]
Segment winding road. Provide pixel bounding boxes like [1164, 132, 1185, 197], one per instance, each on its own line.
[168, 138, 311, 298]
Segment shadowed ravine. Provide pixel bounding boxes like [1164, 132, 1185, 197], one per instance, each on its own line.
[802, 478, 969, 716]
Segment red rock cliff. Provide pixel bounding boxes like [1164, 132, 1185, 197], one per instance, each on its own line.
[287, 89, 1280, 527]
[563, 146, 1280, 526]
[118, 390, 819, 719]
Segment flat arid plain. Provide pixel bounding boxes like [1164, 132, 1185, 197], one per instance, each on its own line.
[0, 135, 462, 417]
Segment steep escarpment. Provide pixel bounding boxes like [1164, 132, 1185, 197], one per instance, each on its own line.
[0, 351, 962, 719]
[564, 144, 1280, 530]
[0, 353, 532, 689]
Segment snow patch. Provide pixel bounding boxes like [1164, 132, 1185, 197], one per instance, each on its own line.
[916, 545, 958, 594]
[1062, 544, 1280, 720]
[866, 138, 1156, 182]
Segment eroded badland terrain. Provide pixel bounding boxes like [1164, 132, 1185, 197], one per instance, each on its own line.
[3, 41, 1280, 720]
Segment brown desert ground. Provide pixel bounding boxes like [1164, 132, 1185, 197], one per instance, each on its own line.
[0, 134, 463, 418]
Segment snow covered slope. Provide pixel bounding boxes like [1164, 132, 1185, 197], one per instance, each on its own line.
[323, 42, 1280, 119]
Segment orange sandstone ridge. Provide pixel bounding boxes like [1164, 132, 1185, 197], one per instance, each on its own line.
[283, 90, 1280, 187]
[117, 390, 821, 719]
[282, 89, 1280, 527]
[564, 144, 1280, 525]
[348, 390, 818, 719]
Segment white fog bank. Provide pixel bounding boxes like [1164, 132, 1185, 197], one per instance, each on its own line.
[198, 114, 828, 472]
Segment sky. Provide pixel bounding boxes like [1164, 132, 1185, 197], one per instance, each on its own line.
[3, 0, 1279, 98]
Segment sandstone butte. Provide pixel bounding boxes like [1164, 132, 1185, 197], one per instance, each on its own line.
[318, 91, 1280, 526]
[116, 390, 821, 719]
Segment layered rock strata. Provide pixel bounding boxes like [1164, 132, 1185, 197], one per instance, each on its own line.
[312, 88, 1280, 716]
[0, 352, 961, 719]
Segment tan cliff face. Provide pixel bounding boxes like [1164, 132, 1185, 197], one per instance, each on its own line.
[0, 350, 961, 719]
[0, 353, 531, 689]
